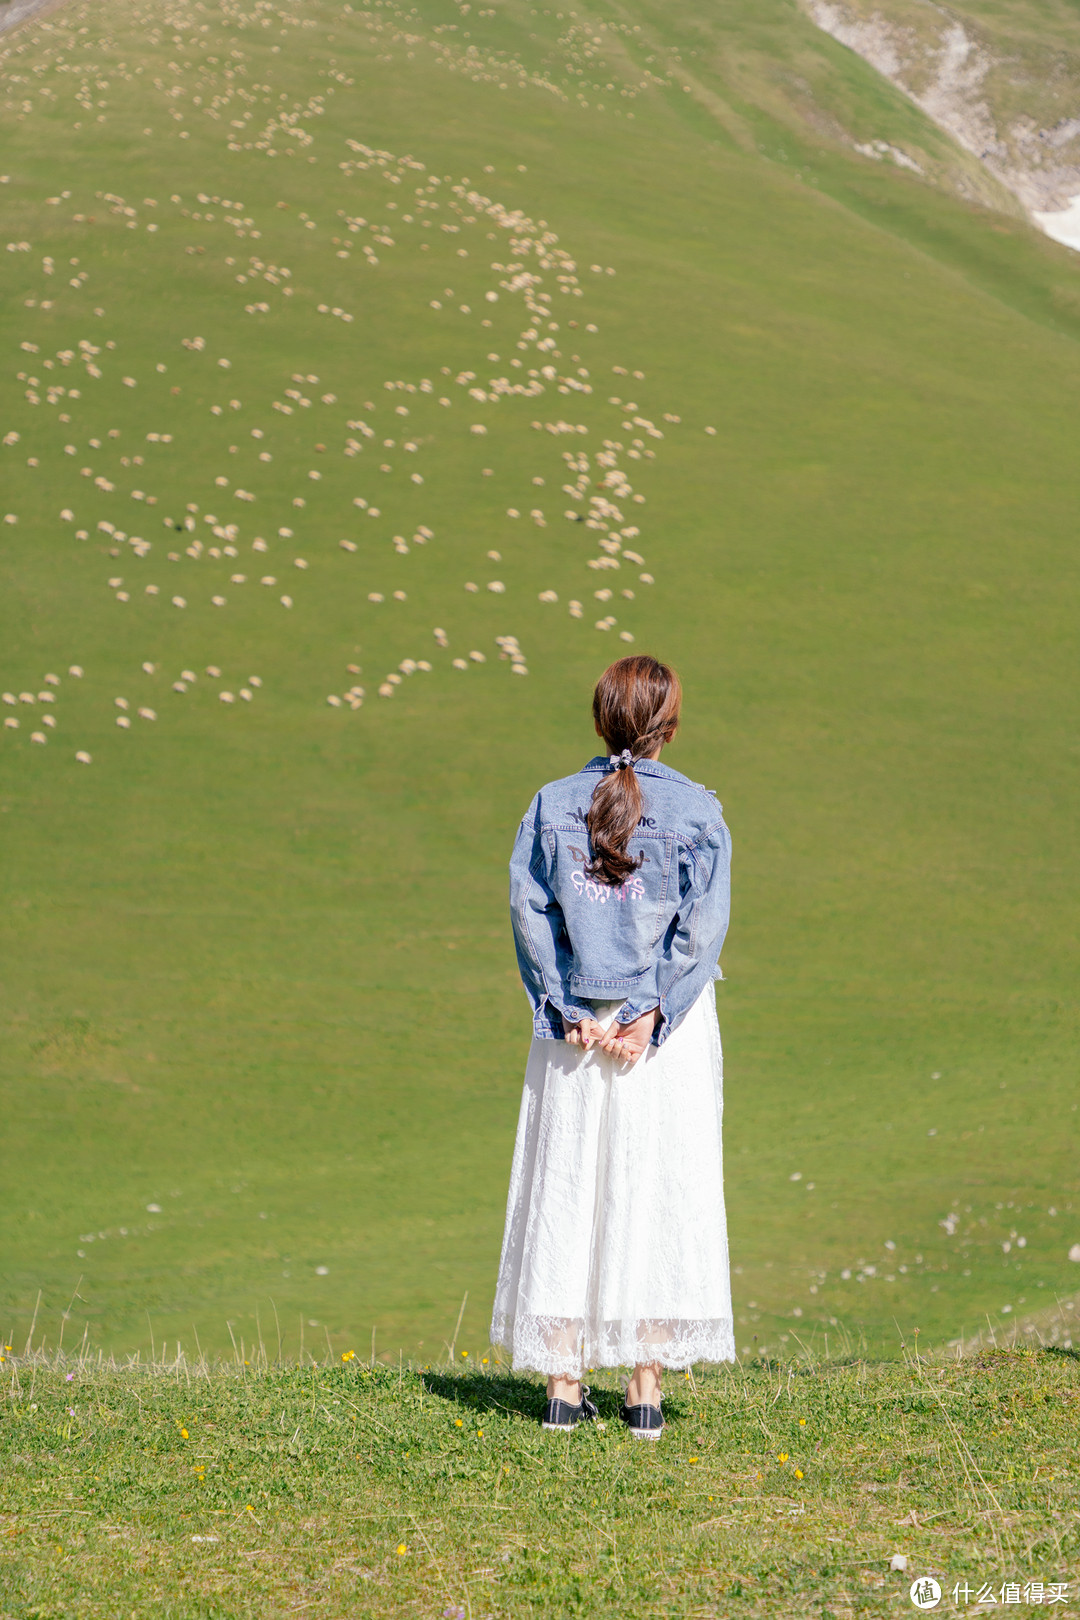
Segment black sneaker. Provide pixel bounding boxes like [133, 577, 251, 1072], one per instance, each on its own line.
[619, 1399, 664, 1440]
[541, 1384, 599, 1432]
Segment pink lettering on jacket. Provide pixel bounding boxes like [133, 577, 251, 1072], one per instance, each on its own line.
[570, 871, 646, 904]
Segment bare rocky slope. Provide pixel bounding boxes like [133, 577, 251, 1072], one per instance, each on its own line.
[804, 0, 1080, 219]
[0, 0, 66, 34]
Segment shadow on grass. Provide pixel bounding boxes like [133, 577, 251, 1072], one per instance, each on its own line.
[421, 1368, 698, 1426]
[424, 1369, 561, 1422]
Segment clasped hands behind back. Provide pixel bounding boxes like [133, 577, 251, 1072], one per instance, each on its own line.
[563, 1006, 660, 1064]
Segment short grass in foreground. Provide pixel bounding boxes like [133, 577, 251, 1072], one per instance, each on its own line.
[1, 1346, 1077, 1618]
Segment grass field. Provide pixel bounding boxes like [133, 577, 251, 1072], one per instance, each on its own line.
[2, 0, 1079, 1389]
[2, 1343, 1078, 1616]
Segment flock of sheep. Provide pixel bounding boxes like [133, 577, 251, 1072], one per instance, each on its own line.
[1, 0, 715, 769]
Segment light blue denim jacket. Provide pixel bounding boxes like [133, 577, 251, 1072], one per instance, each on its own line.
[509, 756, 731, 1047]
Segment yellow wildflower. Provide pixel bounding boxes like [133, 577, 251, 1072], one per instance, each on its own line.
[799, 1417, 807, 1426]
[180, 1428, 189, 1439]
[795, 1469, 804, 1479]
[396, 1543, 407, 1556]
[777, 1452, 789, 1464]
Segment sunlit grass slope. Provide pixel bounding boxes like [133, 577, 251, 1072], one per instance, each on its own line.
[2, 1346, 1078, 1617]
[1, 0, 1078, 1367]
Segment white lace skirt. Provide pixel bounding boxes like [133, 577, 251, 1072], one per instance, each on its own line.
[490, 986, 735, 1378]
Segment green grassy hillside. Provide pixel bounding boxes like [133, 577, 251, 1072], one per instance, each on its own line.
[1, 0, 1078, 1370]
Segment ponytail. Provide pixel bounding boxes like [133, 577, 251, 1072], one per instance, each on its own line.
[586, 760, 645, 886]
[585, 656, 681, 886]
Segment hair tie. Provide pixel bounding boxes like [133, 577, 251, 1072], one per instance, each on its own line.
[608, 749, 635, 772]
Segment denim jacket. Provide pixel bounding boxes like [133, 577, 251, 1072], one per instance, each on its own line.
[509, 756, 731, 1047]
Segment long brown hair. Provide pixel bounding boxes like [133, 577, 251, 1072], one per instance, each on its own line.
[585, 656, 682, 885]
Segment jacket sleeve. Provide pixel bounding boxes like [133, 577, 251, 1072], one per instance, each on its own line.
[649, 817, 731, 1046]
[508, 795, 594, 1040]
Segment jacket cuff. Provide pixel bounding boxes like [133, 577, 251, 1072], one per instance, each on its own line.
[532, 997, 591, 1040]
[612, 997, 663, 1049]
[532, 1008, 563, 1041]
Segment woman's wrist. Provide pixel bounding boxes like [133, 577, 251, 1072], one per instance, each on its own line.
[620, 1003, 660, 1027]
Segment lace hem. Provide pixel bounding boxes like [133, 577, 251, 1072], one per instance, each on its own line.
[489, 1310, 736, 1378]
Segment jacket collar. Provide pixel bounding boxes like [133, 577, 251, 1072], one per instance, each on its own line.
[581, 754, 693, 785]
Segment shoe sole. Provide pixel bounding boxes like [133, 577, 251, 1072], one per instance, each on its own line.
[625, 1427, 663, 1440]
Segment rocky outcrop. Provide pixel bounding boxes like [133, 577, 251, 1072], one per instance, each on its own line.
[804, 0, 1080, 217]
[0, 0, 67, 36]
